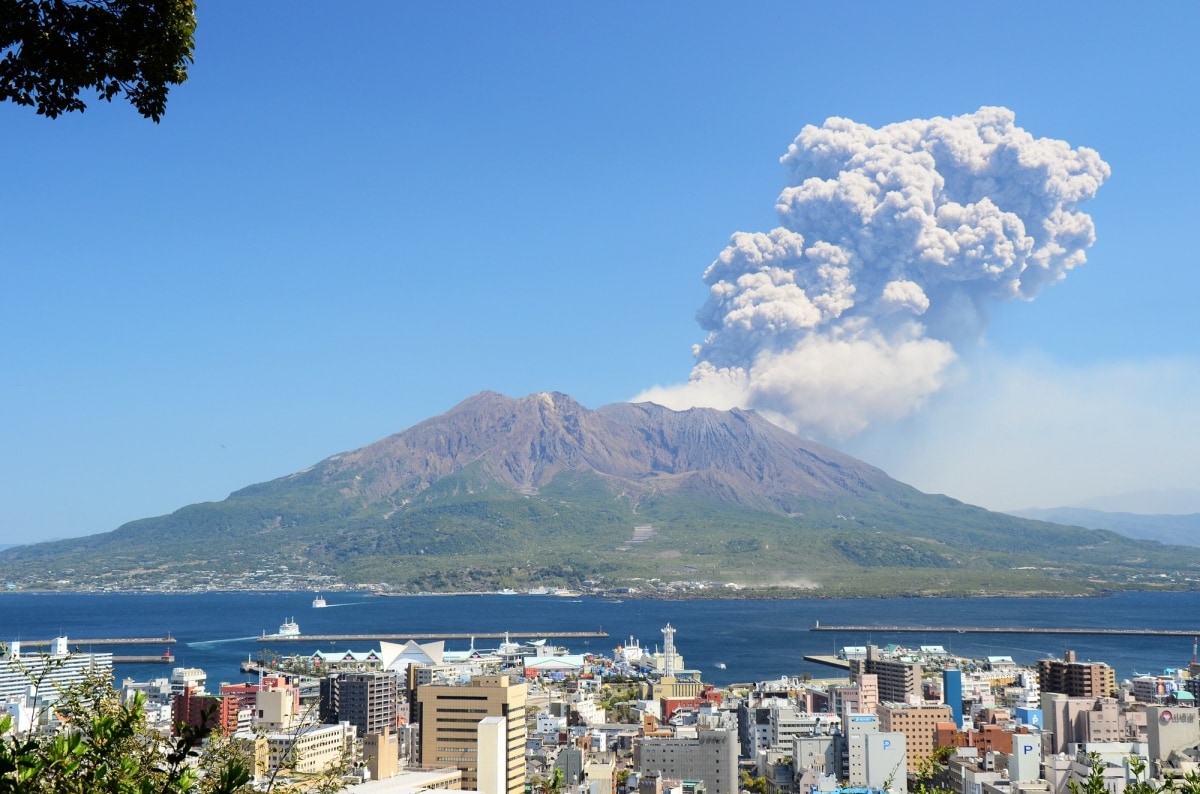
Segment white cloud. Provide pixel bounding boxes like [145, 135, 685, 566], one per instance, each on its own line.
[647, 107, 1110, 442]
[841, 353, 1200, 511]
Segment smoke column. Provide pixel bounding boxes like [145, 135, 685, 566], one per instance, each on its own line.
[639, 107, 1110, 439]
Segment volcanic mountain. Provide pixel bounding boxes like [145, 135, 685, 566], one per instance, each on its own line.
[5, 391, 1197, 595]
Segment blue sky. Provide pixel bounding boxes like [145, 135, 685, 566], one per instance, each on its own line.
[3, 2, 1199, 545]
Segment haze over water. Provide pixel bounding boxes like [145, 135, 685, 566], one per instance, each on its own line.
[2, 591, 1197, 686]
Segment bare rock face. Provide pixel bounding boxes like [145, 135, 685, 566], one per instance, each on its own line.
[291, 390, 895, 512]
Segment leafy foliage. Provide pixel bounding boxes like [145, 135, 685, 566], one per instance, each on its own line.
[1070, 753, 1200, 794]
[0, 670, 251, 793]
[911, 744, 955, 794]
[740, 769, 768, 794]
[0, 0, 196, 120]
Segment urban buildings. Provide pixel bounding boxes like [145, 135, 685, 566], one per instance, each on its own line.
[851, 646, 923, 703]
[415, 674, 527, 794]
[319, 670, 399, 736]
[634, 727, 738, 794]
[1037, 650, 1117, 698]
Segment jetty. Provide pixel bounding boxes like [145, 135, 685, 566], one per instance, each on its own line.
[804, 654, 850, 670]
[21, 635, 176, 647]
[810, 625, 1199, 637]
[113, 654, 175, 664]
[258, 630, 609, 643]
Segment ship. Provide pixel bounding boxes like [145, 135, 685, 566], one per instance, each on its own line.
[312, 595, 327, 608]
[264, 618, 300, 638]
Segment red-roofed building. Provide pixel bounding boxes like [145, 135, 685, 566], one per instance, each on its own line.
[172, 687, 240, 737]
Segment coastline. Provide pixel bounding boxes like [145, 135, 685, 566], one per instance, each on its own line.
[0, 584, 1181, 600]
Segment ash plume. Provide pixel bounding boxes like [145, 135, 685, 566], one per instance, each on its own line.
[639, 107, 1110, 439]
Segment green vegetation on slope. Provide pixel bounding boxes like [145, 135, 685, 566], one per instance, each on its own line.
[3, 462, 1198, 597]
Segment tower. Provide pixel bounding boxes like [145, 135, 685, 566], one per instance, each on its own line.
[662, 623, 676, 678]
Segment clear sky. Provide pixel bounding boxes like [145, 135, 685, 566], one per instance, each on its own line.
[3, 2, 1199, 545]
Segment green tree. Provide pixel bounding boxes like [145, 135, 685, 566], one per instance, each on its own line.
[0, 692, 250, 793]
[532, 767, 565, 794]
[912, 744, 956, 794]
[0, 0, 195, 121]
[740, 769, 768, 794]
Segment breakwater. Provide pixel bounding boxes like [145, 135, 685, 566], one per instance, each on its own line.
[811, 625, 1199, 637]
[258, 630, 609, 643]
[22, 636, 176, 646]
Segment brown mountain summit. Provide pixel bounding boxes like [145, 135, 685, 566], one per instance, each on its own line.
[301, 390, 890, 511]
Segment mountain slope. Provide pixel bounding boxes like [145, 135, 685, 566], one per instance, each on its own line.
[4, 391, 1199, 596]
[1009, 507, 1200, 549]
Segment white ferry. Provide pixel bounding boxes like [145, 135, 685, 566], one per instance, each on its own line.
[312, 595, 327, 608]
[614, 636, 644, 665]
[272, 618, 300, 637]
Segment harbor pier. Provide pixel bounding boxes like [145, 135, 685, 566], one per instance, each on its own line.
[21, 636, 176, 647]
[810, 625, 1199, 637]
[258, 630, 609, 643]
[113, 654, 175, 664]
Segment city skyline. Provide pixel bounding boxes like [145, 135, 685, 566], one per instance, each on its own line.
[2, 3, 1198, 545]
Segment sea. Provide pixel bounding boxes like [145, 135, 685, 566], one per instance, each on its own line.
[2, 590, 1198, 688]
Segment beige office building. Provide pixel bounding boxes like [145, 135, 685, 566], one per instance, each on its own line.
[877, 702, 953, 771]
[416, 675, 527, 794]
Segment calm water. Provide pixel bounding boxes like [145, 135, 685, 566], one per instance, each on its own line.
[1, 591, 1198, 686]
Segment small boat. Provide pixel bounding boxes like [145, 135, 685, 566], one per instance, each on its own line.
[312, 595, 327, 608]
[715, 662, 727, 670]
[498, 588, 518, 595]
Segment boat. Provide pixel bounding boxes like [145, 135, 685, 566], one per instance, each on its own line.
[498, 588, 518, 595]
[312, 595, 327, 608]
[527, 587, 550, 596]
[715, 662, 727, 669]
[273, 618, 300, 637]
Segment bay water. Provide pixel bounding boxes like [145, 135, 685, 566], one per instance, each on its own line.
[2, 590, 1198, 687]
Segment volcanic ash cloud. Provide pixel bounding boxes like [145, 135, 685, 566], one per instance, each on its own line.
[639, 107, 1110, 440]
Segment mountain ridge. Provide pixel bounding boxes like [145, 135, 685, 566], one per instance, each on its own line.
[3, 391, 1199, 596]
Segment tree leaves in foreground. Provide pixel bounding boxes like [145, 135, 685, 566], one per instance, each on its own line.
[0, 0, 196, 121]
[0, 668, 250, 794]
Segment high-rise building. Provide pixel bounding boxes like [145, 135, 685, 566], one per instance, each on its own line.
[634, 727, 738, 794]
[320, 671, 399, 736]
[877, 702, 953, 771]
[172, 687, 241, 737]
[849, 646, 921, 703]
[0, 638, 112, 705]
[943, 669, 964, 729]
[1037, 650, 1116, 698]
[415, 674, 527, 794]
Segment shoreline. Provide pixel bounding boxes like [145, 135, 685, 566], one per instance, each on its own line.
[2, 586, 1189, 601]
